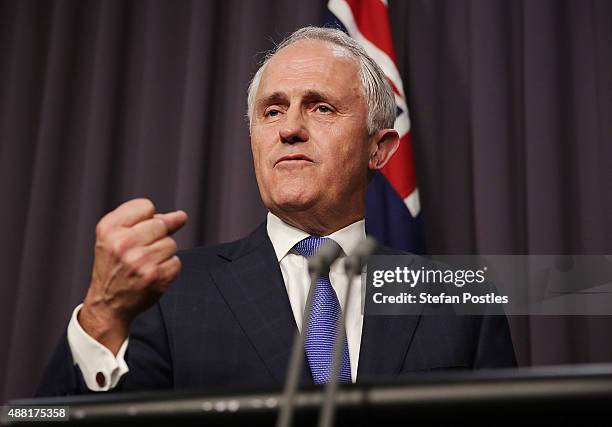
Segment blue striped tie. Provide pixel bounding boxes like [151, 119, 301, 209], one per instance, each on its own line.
[294, 236, 352, 384]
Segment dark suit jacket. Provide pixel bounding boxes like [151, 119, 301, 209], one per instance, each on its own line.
[36, 222, 516, 396]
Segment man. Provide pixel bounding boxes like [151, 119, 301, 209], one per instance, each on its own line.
[37, 27, 516, 396]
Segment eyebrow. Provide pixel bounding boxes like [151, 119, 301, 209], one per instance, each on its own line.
[256, 92, 287, 111]
[256, 90, 338, 112]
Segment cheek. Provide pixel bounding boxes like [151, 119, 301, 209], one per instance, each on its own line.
[330, 134, 369, 172]
[251, 132, 271, 169]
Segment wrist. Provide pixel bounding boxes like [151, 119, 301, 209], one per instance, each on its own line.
[78, 300, 130, 355]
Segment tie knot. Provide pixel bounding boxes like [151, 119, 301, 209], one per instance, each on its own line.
[293, 236, 337, 258]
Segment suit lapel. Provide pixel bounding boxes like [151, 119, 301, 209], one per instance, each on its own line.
[357, 249, 423, 382]
[208, 224, 423, 384]
[208, 224, 304, 384]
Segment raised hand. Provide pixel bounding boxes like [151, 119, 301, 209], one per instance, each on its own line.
[78, 198, 188, 354]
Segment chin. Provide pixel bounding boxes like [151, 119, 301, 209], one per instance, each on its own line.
[269, 191, 317, 213]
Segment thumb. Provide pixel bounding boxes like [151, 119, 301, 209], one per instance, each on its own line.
[155, 210, 188, 235]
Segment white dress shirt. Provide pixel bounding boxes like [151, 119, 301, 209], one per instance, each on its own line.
[266, 212, 364, 382]
[67, 212, 365, 390]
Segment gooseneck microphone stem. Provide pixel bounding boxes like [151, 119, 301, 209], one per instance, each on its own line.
[276, 271, 318, 427]
[318, 237, 378, 427]
[277, 241, 342, 427]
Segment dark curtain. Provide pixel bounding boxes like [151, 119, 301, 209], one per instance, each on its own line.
[0, 0, 610, 400]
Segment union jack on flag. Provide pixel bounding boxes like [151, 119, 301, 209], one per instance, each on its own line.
[325, 0, 426, 253]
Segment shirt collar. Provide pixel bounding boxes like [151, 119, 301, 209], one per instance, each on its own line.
[266, 212, 366, 262]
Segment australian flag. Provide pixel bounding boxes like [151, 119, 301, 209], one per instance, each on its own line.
[325, 0, 426, 253]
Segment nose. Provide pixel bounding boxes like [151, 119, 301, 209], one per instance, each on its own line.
[279, 107, 308, 144]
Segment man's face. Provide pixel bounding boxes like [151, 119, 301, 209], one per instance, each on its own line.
[250, 40, 373, 227]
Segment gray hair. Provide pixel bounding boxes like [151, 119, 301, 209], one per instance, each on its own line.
[246, 26, 396, 135]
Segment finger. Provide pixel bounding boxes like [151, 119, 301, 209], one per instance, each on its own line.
[101, 198, 156, 230]
[110, 211, 186, 252]
[153, 256, 182, 292]
[145, 236, 178, 264]
[122, 236, 177, 267]
[125, 217, 169, 247]
[154, 210, 188, 235]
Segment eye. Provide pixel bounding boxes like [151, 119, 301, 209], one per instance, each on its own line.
[316, 105, 332, 113]
[264, 108, 281, 118]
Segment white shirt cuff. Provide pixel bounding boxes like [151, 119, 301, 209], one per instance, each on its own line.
[67, 304, 129, 391]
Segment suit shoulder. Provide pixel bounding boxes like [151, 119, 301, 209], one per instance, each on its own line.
[176, 243, 229, 268]
[176, 221, 268, 270]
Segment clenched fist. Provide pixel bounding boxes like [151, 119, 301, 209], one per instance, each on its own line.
[79, 199, 188, 354]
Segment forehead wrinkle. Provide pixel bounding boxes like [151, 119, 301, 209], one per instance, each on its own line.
[259, 48, 361, 100]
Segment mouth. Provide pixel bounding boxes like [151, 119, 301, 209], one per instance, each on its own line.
[274, 154, 314, 167]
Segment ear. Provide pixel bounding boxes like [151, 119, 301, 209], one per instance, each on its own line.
[368, 128, 400, 171]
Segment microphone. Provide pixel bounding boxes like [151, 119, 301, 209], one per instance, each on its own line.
[345, 236, 378, 277]
[277, 239, 342, 427]
[318, 236, 378, 427]
[308, 240, 344, 277]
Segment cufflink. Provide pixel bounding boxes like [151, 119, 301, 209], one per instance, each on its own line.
[96, 372, 106, 388]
